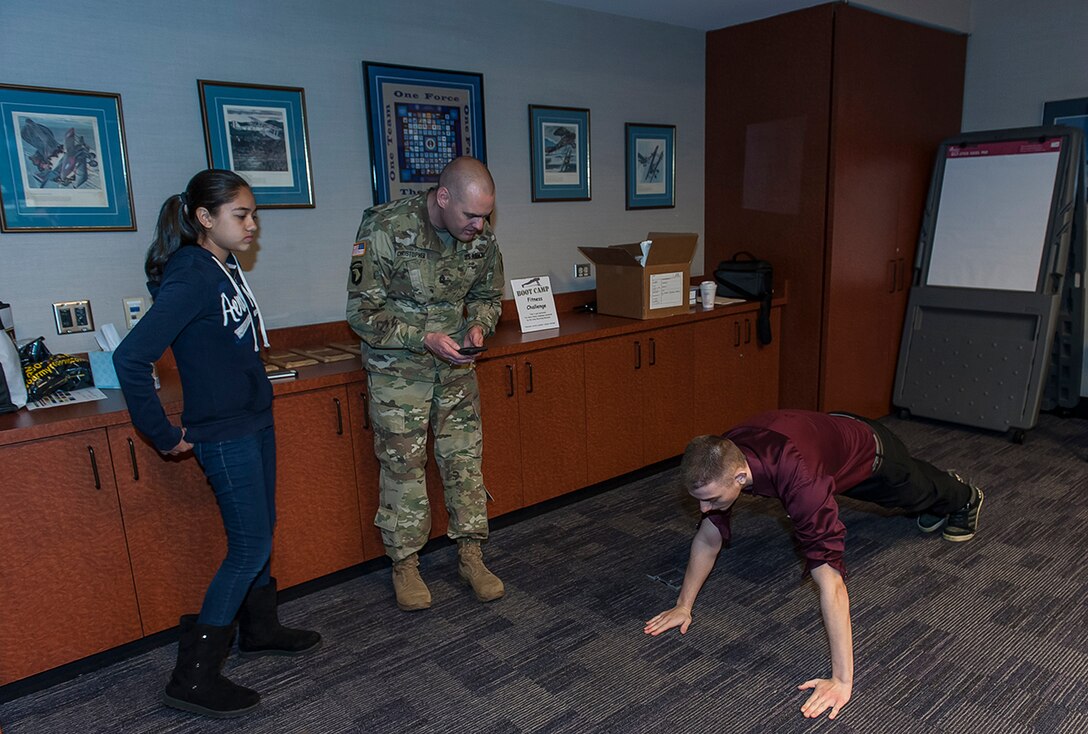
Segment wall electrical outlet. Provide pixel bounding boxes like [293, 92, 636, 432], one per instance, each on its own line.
[53, 300, 94, 335]
[123, 296, 148, 329]
[574, 262, 592, 278]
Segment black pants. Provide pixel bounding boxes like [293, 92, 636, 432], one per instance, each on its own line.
[834, 414, 971, 515]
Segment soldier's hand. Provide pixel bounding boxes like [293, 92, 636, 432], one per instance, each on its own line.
[424, 332, 475, 365]
[463, 324, 485, 350]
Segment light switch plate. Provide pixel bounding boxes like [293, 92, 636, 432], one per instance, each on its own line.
[123, 296, 148, 329]
[53, 300, 93, 335]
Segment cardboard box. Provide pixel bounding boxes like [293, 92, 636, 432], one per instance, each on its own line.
[579, 232, 698, 319]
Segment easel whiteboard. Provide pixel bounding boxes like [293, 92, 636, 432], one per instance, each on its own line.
[895, 126, 1083, 437]
[927, 139, 1063, 291]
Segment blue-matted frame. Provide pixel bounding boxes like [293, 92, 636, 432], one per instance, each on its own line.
[198, 80, 314, 208]
[0, 83, 134, 232]
[625, 123, 675, 210]
[363, 62, 487, 205]
[528, 105, 590, 202]
[1044, 97, 1088, 182]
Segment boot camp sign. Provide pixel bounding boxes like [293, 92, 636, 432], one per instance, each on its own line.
[510, 276, 559, 333]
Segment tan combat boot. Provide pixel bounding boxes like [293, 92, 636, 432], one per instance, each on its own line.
[457, 540, 504, 602]
[392, 554, 431, 611]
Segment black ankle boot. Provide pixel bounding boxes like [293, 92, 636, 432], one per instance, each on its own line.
[238, 578, 322, 658]
[162, 615, 260, 718]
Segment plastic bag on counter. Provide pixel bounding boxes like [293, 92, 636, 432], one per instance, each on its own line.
[18, 337, 93, 401]
[0, 330, 27, 411]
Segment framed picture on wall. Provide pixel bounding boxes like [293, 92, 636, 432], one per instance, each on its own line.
[528, 105, 590, 202]
[0, 83, 135, 232]
[363, 62, 487, 205]
[1043, 97, 1088, 182]
[625, 123, 675, 209]
[198, 80, 314, 208]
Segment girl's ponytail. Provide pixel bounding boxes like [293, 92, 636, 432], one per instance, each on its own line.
[143, 169, 250, 283]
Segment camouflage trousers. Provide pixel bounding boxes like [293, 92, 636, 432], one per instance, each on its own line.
[367, 368, 489, 561]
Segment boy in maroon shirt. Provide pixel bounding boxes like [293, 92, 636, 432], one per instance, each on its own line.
[644, 410, 983, 720]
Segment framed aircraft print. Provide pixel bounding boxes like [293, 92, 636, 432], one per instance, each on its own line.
[363, 62, 487, 204]
[0, 83, 135, 232]
[625, 123, 675, 210]
[198, 80, 315, 208]
[528, 105, 590, 202]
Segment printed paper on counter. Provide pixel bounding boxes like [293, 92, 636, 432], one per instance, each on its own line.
[511, 275, 560, 333]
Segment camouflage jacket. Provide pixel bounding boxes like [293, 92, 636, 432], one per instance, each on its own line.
[346, 191, 504, 381]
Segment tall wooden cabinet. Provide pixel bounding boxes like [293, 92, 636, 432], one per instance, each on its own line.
[705, 2, 965, 417]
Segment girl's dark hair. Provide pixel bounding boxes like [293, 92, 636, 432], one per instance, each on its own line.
[144, 169, 251, 283]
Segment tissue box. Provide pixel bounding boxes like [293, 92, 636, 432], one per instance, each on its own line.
[89, 351, 120, 389]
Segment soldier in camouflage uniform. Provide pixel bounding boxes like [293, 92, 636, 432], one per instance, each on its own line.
[346, 157, 505, 611]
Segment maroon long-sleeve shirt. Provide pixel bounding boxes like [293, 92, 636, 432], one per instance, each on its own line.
[703, 410, 877, 579]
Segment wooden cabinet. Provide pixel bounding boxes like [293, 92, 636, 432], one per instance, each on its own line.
[477, 358, 525, 517]
[692, 309, 781, 437]
[0, 430, 142, 685]
[0, 307, 780, 685]
[705, 3, 965, 417]
[479, 343, 587, 507]
[583, 324, 694, 484]
[272, 385, 365, 588]
[346, 383, 384, 561]
[109, 425, 224, 635]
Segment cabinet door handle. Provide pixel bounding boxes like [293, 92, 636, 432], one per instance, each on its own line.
[649, 337, 657, 366]
[889, 259, 897, 294]
[127, 437, 139, 481]
[745, 319, 752, 345]
[87, 445, 101, 490]
[634, 340, 642, 370]
[734, 320, 741, 347]
[360, 392, 371, 430]
[333, 397, 343, 435]
[505, 364, 515, 397]
[525, 361, 534, 394]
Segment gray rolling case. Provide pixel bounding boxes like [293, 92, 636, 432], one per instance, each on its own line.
[893, 126, 1085, 442]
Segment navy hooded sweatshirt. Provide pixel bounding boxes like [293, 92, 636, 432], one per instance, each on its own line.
[113, 245, 272, 453]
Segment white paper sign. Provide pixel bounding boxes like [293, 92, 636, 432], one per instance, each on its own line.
[649, 271, 684, 309]
[511, 276, 560, 333]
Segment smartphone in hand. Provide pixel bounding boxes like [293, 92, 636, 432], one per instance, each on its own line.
[458, 345, 487, 355]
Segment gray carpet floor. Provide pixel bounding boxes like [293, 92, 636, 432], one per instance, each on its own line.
[2, 413, 1087, 733]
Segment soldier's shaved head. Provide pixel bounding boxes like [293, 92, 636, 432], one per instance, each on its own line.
[439, 157, 494, 200]
[431, 157, 496, 242]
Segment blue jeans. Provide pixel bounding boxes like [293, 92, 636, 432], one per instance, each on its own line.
[192, 425, 277, 626]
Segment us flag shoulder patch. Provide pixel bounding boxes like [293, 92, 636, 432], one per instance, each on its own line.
[352, 239, 368, 256]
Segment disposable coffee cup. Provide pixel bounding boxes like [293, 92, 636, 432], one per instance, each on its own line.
[699, 281, 717, 309]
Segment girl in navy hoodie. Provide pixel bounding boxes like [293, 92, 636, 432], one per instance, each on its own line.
[114, 170, 320, 718]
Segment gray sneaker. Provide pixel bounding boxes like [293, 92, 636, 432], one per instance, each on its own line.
[943, 485, 984, 542]
[916, 512, 947, 533]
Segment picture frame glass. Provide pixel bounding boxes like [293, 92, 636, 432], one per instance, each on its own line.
[0, 84, 135, 232]
[199, 81, 314, 208]
[529, 105, 590, 202]
[363, 62, 486, 205]
[625, 123, 675, 210]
